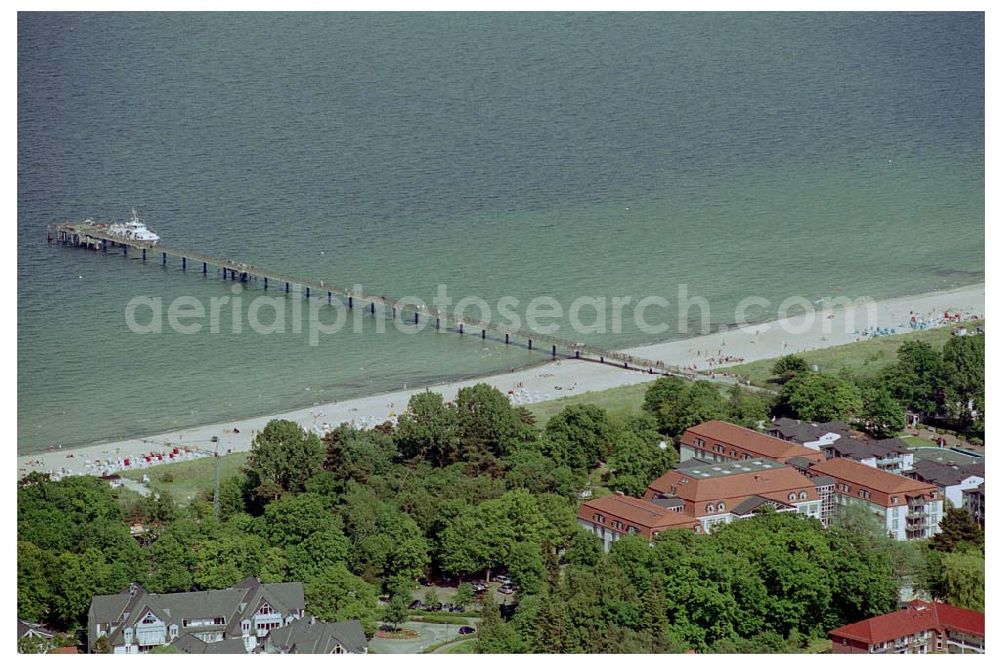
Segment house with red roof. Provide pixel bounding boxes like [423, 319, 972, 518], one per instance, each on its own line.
[679, 420, 824, 466]
[576, 492, 699, 551]
[808, 458, 944, 540]
[829, 600, 984, 654]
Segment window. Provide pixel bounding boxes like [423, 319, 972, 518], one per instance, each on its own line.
[742, 454, 751, 460]
[257, 602, 275, 616]
[717, 502, 725, 511]
[788, 493, 796, 501]
[141, 613, 158, 625]
[715, 444, 724, 453]
[799, 491, 808, 501]
[695, 438, 704, 447]
[706, 503, 715, 513]
[891, 496, 899, 505]
[693, 524, 702, 534]
[731, 449, 738, 457]
[592, 513, 605, 524]
[214, 617, 225, 625]
[627, 526, 638, 535]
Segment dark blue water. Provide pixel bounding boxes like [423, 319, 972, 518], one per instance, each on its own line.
[18, 12, 984, 452]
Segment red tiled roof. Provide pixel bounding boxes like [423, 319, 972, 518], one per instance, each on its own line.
[578, 494, 698, 531]
[829, 601, 984, 645]
[682, 420, 823, 462]
[647, 465, 815, 503]
[811, 458, 937, 495]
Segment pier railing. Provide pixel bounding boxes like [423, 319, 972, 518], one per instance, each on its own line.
[51, 221, 693, 379]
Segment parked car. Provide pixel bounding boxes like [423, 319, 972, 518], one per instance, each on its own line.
[408, 600, 424, 610]
[498, 585, 515, 595]
[459, 626, 476, 635]
[429, 603, 443, 612]
[494, 575, 512, 585]
[451, 605, 465, 613]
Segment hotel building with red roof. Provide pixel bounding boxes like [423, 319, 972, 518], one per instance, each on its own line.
[829, 600, 984, 654]
[807, 458, 943, 540]
[679, 420, 825, 465]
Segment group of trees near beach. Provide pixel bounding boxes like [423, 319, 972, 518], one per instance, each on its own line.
[12, 385, 896, 653]
[767, 333, 984, 440]
[17, 335, 985, 652]
[638, 329, 984, 442]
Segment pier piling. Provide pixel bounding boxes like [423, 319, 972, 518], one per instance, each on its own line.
[505, 333, 509, 344]
[182, 257, 187, 271]
[161, 252, 166, 265]
[481, 329, 486, 339]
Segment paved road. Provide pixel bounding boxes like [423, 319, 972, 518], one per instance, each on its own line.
[369, 622, 472, 654]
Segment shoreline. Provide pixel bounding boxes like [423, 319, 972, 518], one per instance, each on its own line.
[17, 282, 984, 479]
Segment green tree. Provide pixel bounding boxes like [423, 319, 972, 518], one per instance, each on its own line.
[382, 594, 409, 630]
[455, 383, 535, 461]
[882, 340, 946, 417]
[507, 541, 547, 595]
[727, 385, 775, 429]
[543, 404, 612, 470]
[942, 334, 985, 434]
[860, 386, 906, 438]
[776, 372, 863, 422]
[244, 419, 324, 498]
[607, 418, 675, 496]
[305, 563, 380, 637]
[260, 493, 336, 547]
[935, 550, 985, 612]
[454, 583, 475, 608]
[930, 508, 984, 553]
[394, 392, 460, 466]
[642, 376, 686, 428]
[658, 381, 729, 437]
[17, 541, 54, 621]
[771, 355, 810, 382]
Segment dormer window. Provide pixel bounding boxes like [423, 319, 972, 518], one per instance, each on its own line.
[798, 491, 807, 501]
[706, 503, 715, 513]
[788, 493, 796, 501]
[258, 602, 275, 615]
[717, 502, 725, 511]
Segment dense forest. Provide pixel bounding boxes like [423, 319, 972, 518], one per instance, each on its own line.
[17, 333, 985, 652]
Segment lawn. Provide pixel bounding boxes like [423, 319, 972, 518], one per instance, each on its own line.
[526, 382, 650, 427]
[120, 451, 249, 504]
[445, 640, 475, 653]
[726, 322, 980, 388]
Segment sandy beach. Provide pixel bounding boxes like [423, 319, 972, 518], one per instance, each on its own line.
[17, 283, 984, 479]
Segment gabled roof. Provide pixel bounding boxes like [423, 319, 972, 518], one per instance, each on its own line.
[647, 462, 815, 503]
[17, 619, 55, 640]
[266, 619, 367, 654]
[907, 459, 984, 488]
[730, 495, 794, 516]
[171, 634, 248, 654]
[811, 458, 937, 496]
[683, 421, 823, 462]
[829, 601, 984, 644]
[90, 578, 306, 647]
[579, 494, 698, 530]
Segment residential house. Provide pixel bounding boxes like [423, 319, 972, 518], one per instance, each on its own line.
[904, 460, 984, 509]
[87, 576, 305, 654]
[829, 600, 984, 654]
[264, 618, 368, 654]
[644, 458, 823, 533]
[821, 437, 915, 473]
[679, 420, 824, 465]
[807, 458, 944, 540]
[17, 620, 55, 642]
[576, 493, 699, 552]
[962, 483, 984, 528]
[765, 417, 854, 450]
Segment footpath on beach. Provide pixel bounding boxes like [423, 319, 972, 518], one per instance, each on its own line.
[16, 283, 984, 480]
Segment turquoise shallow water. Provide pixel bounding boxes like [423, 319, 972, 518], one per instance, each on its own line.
[17, 12, 984, 452]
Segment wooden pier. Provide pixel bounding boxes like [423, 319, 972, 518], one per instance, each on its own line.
[49, 221, 693, 379]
